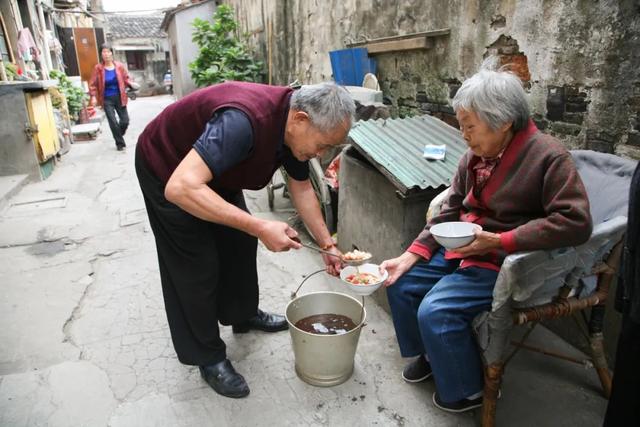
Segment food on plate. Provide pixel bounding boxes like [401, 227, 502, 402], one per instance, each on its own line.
[345, 272, 380, 285]
[342, 249, 372, 261]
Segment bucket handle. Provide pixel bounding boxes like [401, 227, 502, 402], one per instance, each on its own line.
[290, 269, 326, 300]
[291, 268, 366, 328]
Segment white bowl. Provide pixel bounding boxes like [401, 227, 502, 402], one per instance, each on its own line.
[430, 221, 482, 250]
[339, 263, 388, 296]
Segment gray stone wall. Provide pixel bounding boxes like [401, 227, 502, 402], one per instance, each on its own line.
[226, 0, 640, 159]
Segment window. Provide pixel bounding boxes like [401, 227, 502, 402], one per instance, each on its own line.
[125, 51, 145, 70]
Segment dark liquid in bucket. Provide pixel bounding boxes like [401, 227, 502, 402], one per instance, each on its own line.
[294, 313, 357, 335]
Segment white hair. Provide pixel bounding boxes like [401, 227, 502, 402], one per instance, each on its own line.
[290, 82, 355, 133]
[452, 56, 530, 131]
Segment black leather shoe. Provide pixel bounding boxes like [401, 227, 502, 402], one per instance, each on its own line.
[232, 309, 288, 333]
[199, 359, 249, 398]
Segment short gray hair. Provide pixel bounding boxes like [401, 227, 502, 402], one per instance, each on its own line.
[290, 82, 355, 133]
[452, 57, 530, 132]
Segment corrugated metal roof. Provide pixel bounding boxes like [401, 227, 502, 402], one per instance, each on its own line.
[348, 114, 468, 195]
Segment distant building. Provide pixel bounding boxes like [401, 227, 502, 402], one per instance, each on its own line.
[161, 0, 218, 98]
[105, 14, 169, 96]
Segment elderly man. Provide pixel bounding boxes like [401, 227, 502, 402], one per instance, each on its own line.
[135, 81, 354, 398]
[381, 59, 593, 413]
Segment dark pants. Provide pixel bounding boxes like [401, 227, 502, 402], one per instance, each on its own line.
[103, 95, 129, 148]
[135, 146, 259, 366]
[386, 249, 498, 403]
[603, 314, 640, 425]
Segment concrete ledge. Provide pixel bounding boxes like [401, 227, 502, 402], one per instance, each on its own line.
[0, 174, 30, 211]
[72, 123, 101, 142]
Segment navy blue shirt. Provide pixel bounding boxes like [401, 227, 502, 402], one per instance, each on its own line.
[193, 108, 309, 182]
[104, 68, 119, 97]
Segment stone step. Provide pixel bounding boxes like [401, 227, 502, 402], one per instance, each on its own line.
[71, 122, 101, 142]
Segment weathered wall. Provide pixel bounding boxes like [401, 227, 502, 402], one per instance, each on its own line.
[167, 1, 218, 98]
[0, 86, 40, 178]
[226, 0, 640, 159]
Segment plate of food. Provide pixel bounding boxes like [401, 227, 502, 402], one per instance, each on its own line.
[340, 263, 388, 296]
[341, 249, 372, 266]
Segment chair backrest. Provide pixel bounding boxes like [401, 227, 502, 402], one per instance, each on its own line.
[571, 150, 637, 225]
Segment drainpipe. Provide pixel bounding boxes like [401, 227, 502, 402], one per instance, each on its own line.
[36, 0, 53, 79]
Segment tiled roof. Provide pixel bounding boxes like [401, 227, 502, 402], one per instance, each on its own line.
[106, 14, 166, 39]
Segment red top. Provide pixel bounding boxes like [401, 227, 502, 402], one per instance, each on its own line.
[89, 61, 131, 107]
[409, 120, 593, 271]
[137, 81, 293, 192]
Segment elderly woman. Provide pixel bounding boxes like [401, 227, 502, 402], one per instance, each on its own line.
[381, 59, 593, 413]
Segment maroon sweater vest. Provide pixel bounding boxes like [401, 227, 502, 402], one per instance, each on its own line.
[137, 81, 293, 192]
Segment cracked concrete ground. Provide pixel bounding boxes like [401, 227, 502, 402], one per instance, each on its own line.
[0, 95, 609, 426]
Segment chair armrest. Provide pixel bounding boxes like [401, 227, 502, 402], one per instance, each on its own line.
[426, 187, 450, 222]
[475, 216, 628, 367]
[575, 216, 627, 256]
[491, 216, 628, 311]
[491, 248, 577, 311]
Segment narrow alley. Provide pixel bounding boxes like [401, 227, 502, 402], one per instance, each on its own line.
[0, 95, 609, 427]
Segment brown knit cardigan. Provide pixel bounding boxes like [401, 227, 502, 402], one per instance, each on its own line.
[409, 120, 593, 271]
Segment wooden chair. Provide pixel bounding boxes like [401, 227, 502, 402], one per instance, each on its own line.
[476, 238, 623, 426]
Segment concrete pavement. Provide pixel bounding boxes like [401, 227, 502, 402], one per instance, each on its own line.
[0, 95, 609, 426]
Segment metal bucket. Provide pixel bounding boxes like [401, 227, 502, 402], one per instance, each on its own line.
[286, 290, 366, 387]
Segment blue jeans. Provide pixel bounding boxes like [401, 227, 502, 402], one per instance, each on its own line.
[386, 248, 498, 403]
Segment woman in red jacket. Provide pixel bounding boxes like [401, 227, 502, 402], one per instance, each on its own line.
[89, 44, 132, 151]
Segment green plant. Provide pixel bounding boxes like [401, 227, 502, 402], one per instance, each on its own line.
[50, 69, 87, 120]
[3, 61, 17, 79]
[189, 4, 264, 87]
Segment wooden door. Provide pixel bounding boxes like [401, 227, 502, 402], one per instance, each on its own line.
[25, 91, 60, 162]
[73, 27, 98, 84]
[57, 26, 79, 76]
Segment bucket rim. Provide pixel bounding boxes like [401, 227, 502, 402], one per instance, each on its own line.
[285, 291, 367, 337]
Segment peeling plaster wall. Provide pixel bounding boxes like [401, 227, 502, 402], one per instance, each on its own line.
[226, 0, 640, 158]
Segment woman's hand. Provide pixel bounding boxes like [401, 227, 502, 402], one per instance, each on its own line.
[453, 230, 502, 257]
[380, 252, 421, 286]
[90, 96, 97, 107]
[321, 245, 343, 276]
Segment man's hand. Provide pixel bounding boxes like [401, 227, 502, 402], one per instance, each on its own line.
[321, 245, 343, 276]
[380, 251, 421, 286]
[452, 230, 502, 257]
[257, 221, 302, 252]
